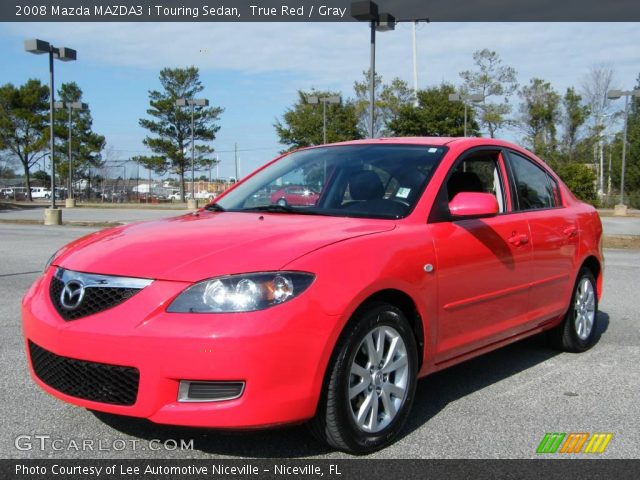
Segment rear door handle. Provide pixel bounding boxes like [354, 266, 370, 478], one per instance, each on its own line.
[508, 234, 529, 246]
[564, 226, 578, 238]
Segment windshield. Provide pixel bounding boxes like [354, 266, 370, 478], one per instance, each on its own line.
[216, 144, 447, 219]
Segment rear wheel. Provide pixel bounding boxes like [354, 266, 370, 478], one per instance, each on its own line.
[549, 268, 598, 352]
[310, 303, 418, 454]
[276, 198, 288, 207]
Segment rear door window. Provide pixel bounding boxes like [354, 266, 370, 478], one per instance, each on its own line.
[507, 152, 559, 211]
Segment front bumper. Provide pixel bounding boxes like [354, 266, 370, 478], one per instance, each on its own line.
[21, 269, 341, 428]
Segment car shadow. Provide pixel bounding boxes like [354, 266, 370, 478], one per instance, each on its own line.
[400, 311, 610, 440]
[92, 312, 609, 457]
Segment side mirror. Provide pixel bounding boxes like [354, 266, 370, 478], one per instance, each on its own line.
[449, 192, 499, 219]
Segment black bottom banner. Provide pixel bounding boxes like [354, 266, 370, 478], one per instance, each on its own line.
[2, 459, 639, 480]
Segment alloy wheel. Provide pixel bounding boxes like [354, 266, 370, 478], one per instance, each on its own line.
[348, 325, 409, 433]
[574, 276, 596, 340]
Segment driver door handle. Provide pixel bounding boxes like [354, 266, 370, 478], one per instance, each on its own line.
[508, 234, 529, 246]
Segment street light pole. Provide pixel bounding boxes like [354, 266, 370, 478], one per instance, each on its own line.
[369, 19, 376, 138]
[621, 94, 629, 206]
[412, 20, 418, 106]
[306, 95, 342, 144]
[594, 113, 611, 198]
[351, 1, 395, 139]
[24, 39, 76, 224]
[607, 89, 640, 212]
[190, 103, 195, 200]
[464, 103, 468, 137]
[448, 93, 484, 137]
[175, 97, 209, 207]
[323, 100, 327, 145]
[48, 47, 55, 209]
[55, 101, 86, 207]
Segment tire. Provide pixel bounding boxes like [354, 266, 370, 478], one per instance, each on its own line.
[549, 267, 598, 352]
[310, 302, 418, 454]
[277, 198, 288, 207]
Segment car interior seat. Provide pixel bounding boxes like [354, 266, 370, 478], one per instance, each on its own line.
[447, 171, 485, 201]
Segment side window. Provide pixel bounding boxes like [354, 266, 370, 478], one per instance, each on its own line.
[446, 152, 506, 213]
[508, 152, 558, 210]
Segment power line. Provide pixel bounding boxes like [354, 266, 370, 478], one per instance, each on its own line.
[105, 145, 280, 156]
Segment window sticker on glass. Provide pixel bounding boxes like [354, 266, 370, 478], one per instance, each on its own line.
[396, 187, 411, 199]
[428, 147, 438, 153]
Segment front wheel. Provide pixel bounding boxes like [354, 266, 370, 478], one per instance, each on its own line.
[549, 268, 598, 352]
[310, 303, 418, 454]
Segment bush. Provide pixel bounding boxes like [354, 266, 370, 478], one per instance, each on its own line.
[555, 163, 598, 205]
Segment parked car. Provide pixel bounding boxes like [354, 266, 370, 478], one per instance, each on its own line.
[22, 138, 603, 454]
[269, 185, 319, 206]
[30, 187, 52, 199]
[195, 190, 215, 200]
[3, 186, 28, 200]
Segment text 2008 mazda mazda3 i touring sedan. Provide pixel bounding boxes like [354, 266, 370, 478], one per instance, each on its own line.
[22, 137, 603, 454]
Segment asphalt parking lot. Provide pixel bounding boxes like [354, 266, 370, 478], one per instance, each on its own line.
[1, 223, 638, 459]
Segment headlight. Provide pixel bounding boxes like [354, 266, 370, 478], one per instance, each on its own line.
[167, 272, 315, 313]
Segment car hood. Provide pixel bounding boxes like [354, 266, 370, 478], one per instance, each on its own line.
[54, 211, 396, 282]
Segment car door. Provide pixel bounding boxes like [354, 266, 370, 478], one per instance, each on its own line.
[429, 149, 533, 363]
[504, 150, 579, 323]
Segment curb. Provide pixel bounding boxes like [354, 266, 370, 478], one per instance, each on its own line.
[0, 219, 122, 228]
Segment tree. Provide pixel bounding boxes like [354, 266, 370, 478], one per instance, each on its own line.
[353, 71, 415, 137]
[353, 70, 384, 137]
[561, 87, 590, 160]
[275, 90, 362, 151]
[0, 152, 18, 178]
[378, 77, 415, 136]
[518, 78, 561, 159]
[138, 67, 223, 201]
[556, 163, 597, 205]
[32, 169, 51, 185]
[0, 79, 49, 200]
[388, 83, 479, 137]
[54, 82, 106, 188]
[459, 49, 518, 137]
[581, 65, 616, 132]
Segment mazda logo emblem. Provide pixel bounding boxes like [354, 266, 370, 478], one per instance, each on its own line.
[60, 280, 85, 310]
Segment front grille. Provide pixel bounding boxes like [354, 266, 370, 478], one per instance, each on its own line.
[49, 271, 144, 321]
[28, 341, 139, 406]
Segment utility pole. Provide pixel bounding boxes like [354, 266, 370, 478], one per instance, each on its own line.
[234, 143, 239, 181]
[412, 20, 418, 107]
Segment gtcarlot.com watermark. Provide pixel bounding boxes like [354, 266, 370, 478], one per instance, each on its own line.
[15, 435, 194, 452]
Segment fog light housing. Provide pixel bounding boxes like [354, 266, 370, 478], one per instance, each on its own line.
[177, 380, 245, 402]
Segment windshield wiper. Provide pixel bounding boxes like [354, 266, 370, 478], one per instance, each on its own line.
[240, 204, 320, 215]
[203, 202, 226, 212]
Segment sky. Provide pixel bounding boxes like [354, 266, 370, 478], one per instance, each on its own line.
[0, 21, 638, 180]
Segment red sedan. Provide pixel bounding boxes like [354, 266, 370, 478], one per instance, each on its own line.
[22, 138, 603, 454]
[269, 185, 320, 207]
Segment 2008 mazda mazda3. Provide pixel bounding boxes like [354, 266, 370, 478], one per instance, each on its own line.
[22, 137, 603, 454]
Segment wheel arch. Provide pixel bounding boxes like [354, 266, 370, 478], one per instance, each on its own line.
[346, 288, 425, 370]
[580, 255, 602, 299]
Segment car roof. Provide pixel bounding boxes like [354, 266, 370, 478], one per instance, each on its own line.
[322, 137, 524, 150]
